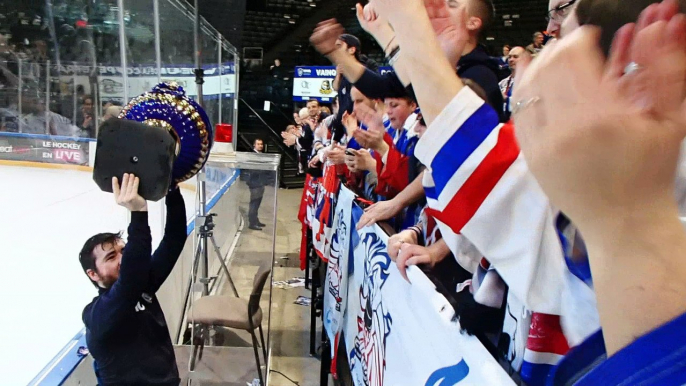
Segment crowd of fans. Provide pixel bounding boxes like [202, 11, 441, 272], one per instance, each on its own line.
[0, 30, 127, 137]
[0, 4, 217, 138]
[283, 0, 686, 384]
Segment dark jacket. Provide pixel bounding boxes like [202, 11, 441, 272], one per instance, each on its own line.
[332, 58, 378, 142]
[83, 189, 187, 386]
[457, 45, 504, 121]
[298, 111, 328, 153]
[354, 45, 505, 122]
[245, 150, 274, 189]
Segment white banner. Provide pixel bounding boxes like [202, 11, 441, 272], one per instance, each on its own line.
[292, 78, 337, 100]
[337, 205, 514, 386]
[323, 185, 355, 354]
[98, 74, 236, 101]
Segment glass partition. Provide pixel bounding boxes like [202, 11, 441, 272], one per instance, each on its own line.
[0, 0, 241, 384]
[220, 45, 238, 148]
[176, 152, 280, 385]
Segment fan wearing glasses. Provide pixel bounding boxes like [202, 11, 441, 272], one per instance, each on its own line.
[546, 0, 579, 38]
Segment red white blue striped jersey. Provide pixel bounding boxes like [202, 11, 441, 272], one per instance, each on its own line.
[414, 87, 569, 317]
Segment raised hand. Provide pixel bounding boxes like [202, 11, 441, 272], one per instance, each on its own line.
[353, 103, 388, 153]
[370, 0, 423, 22]
[356, 3, 395, 48]
[514, 3, 686, 356]
[615, 0, 686, 116]
[112, 173, 147, 212]
[424, 0, 470, 67]
[342, 111, 359, 138]
[513, 15, 686, 237]
[310, 19, 344, 56]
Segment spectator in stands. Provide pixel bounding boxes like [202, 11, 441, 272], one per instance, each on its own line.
[513, 1, 686, 381]
[526, 32, 545, 55]
[78, 95, 95, 138]
[80, 174, 187, 386]
[312, 0, 504, 121]
[32, 39, 48, 63]
[340, 86, 383, 197]
[498, 46, 529, 120]
[370, 0, 686, 383]
[546, 0, 579, 39]
[306, 99, 327, 124]
[492, 44, 512, 80]
[310, 29, 377, 142]
[385, 97, 417, 151]
[18, 94, 77, 136]
[269, 58, 286, 103]
[269, 58, 283, 77]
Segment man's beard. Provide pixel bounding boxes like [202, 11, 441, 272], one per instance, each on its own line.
[98, 270, 119, 289]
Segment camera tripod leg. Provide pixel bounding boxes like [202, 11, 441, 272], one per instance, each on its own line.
[188, 323, 205, 374]
[209, 233, 239, 297]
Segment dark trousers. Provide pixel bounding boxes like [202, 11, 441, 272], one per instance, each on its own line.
[248, 186, 265, 225]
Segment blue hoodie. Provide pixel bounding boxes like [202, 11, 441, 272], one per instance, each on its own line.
[83, 189, 187, 385]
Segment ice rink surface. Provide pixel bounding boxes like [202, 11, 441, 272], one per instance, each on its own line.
[0, 164, 197, 385]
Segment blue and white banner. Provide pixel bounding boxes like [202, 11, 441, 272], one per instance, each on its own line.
[97, 63, 236, 102]
[323, 185, 355, 353]
[293, 66, 394, 102]
[330, 201, 515, 386]
[293, 66, 338, 102]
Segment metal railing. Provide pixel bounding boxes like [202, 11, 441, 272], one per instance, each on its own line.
[238, 97, 297, 163]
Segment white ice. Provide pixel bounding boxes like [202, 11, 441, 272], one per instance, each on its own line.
[0, 165, 197, 385]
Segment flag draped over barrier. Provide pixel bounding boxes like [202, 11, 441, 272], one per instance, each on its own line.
[322, 186, 515, 386]
[323, 185, 355, 376]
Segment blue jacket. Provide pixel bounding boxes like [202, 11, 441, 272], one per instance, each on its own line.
[550, 312, 686, 385]
[83, 189, 187, 385]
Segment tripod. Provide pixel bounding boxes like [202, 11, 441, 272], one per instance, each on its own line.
[193, 213, 239, 297]
[187, 213, 239, 372]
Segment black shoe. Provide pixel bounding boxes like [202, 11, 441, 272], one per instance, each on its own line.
[249, 224, 263, 231]
[257, 221, 266, 227]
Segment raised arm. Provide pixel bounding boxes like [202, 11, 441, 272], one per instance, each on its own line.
[373, 0, 466, 124]
[83, 174, 152, 339]
[147, 187, 188, 293]
[310, 3, 412, 89]
[370, 0, 570, 316]
[513, 12, 686, 355]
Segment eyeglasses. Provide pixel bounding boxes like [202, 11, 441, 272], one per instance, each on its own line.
[546, 0, 577, 22]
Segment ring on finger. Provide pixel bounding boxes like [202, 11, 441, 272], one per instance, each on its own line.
[624, 61, 643, 76]
[511, 97, 541, 115]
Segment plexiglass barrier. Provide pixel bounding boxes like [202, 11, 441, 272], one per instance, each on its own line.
[0, 0, 238, 145]
[0, 0, 248, 384]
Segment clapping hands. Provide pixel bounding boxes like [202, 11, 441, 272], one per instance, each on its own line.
[513, 0, 686, 236]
